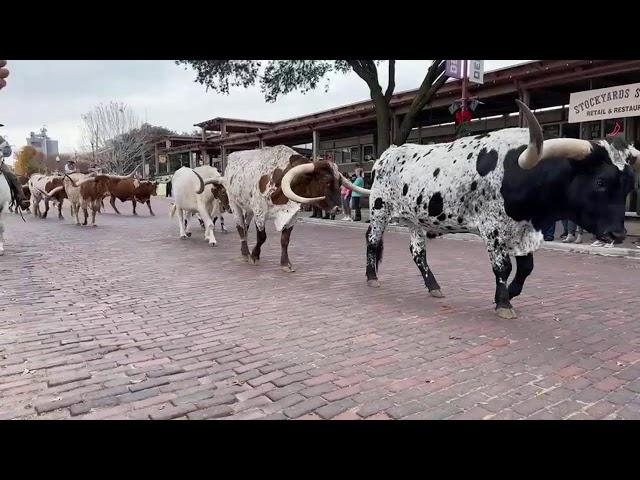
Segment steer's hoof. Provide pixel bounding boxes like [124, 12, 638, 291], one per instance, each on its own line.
[367, 279, 381, 288]
[186, 232, 192, 237]
[180, 235, 188, 240]
[209, 242, 217, 247]
[429, 289, 445, 298]
[0, 250, 4, 256]
[235, 255, 250, 263]
[248, 256, 259, 265]
[281, 265, 295, 273]
[495, 307, 517, 319]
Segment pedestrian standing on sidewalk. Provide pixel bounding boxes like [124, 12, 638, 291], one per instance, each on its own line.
[351, 168, 364, 221]
[541, 218, 555, 241]
[562, 220, 583, 244]
[340, 178, 352, 221]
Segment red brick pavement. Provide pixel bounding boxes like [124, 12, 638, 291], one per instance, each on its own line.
[1, 197, 640, 420]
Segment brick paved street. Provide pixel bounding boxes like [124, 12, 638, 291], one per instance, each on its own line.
[2, 197, 640, 420]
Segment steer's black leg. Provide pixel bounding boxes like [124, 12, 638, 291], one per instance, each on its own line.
[409, 227, 443, 298]
[249, 224, 267, 265]
[492, 255, 515, 319]
[366, 199, 390, 288]
[508, 254, 534, 300]
[280, 226, 295, 272]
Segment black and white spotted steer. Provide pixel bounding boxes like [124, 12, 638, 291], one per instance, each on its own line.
[366, 100, 640, 319]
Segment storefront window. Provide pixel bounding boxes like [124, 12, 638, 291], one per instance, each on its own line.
[333, 147, 350, 164]
[563, 123, 580, 139]
[350, 146, 360, 162]
[542, 124, 560, 140]
[363, 144, 375, 161]
[604, 118, 624, 138]
[581, 121, 601, 140]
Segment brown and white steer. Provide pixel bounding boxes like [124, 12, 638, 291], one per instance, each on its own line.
[28, 174, 67, 219]
[106, 176, 157, 216]
[224, 145, 369, 271]
[60, 173, 111, 226]
[43, 176, 67, 219]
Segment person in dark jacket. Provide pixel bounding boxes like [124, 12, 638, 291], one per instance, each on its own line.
[0, 132, 30, 210]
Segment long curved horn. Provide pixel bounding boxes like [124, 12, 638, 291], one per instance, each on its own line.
[516, 99, 544, 170]
[203, 176, 226, 186]
[107, 171, 136, 180]
[191, 169, 205, 194]
[64, 173, 78, 187]
[340, 174, 371, 195]
[44, 186, 64, 197]
[76, 176, 97, 186]
[539, 138, 593, 161]
[280, 163, 325, 204]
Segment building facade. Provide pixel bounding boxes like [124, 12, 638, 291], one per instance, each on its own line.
[152, 60, 640, 214]
[26, 127, 58, 157]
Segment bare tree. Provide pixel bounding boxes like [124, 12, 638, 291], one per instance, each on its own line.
[81, 102, 148, 175]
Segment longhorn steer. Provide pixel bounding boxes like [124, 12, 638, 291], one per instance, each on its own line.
[61, 173, 111, 226]
[104, 173, 156, 216]
[169, 165, 230, 246]
[28, 174, 66, 219]
[224, 145, 369, 271]
[365, 100, 640, 319]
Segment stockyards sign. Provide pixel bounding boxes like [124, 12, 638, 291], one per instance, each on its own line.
[569, 82, 640, 123]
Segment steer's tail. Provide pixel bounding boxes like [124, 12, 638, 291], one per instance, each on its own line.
[169, 203, 176, 218]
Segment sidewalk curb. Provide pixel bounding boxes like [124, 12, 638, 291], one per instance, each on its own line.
[298, 217, 640, 260]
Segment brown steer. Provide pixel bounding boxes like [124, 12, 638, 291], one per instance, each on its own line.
[106, 177, 157, 216]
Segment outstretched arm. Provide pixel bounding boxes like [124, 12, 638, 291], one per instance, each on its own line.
[0, 60, 9, 90]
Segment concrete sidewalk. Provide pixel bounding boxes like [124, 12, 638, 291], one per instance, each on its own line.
[298, 212, 640, 260]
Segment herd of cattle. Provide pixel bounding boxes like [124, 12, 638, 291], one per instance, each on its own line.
[3, 101, 640, 319]
[11, 171, 157, 226]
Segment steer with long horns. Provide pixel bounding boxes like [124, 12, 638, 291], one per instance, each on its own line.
[366, 100, 640, 319]
[168, 165, 230, 246]
[28, 173, 67, 219]
[55, 172, 129, 226]
[223, 145, 370, 272]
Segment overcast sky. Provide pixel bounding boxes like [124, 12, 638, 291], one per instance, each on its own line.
[0, 60, 528, 158]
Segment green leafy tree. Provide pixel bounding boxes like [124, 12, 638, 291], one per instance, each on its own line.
[176, 60, 448, 155]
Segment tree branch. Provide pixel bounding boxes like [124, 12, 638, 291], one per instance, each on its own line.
[384, 60, 395, 101]
[395, 60, 448, 145]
